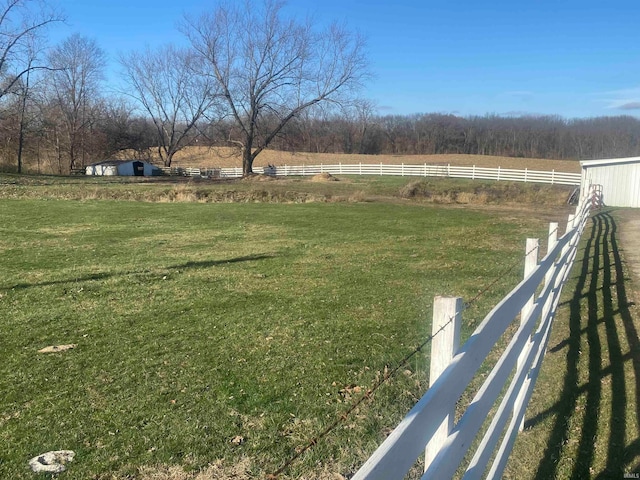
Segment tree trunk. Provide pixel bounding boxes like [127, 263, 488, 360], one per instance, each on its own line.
[242, 147, 253, 176]
[17, 67, 31, 174]
[159, 145, 171, 167]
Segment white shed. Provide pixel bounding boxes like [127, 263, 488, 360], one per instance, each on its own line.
[580, 157, 640, 208]
[85, 160, 161, 176]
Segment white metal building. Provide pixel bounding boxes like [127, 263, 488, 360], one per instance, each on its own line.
[85, 160, 161, 176]
[580, 157, 640, 208]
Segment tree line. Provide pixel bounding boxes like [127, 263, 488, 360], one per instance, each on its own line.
[272, 110, 640, 160]
[1, 0, 639, 176]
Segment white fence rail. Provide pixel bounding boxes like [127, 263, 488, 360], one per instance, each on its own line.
[163, 163, 581, 186]
[353, 190, 592, 479]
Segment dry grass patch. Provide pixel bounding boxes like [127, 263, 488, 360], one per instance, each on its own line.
[137, 459, 252, 480]
[398, 179, 572, 205]
[310, 172, 339, 182]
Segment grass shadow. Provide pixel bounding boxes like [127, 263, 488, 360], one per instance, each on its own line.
[2, 253, 276, 291]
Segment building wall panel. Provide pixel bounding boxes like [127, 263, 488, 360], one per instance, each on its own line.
[582, 159, 640, 208]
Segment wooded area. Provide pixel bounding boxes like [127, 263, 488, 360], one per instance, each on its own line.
[263, 112, 640, 160]
[2, 0, 640, 175]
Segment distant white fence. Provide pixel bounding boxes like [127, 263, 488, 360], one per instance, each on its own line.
[353, 189, 593, 479]
[162, 163, 581, 186]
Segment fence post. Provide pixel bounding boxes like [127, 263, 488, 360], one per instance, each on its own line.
[515, 238, 539, 432]
[497, 166, 501, 181]
[559, 214, 576, 268]
[521, 238, 539, 319]
[424, 296, 463, 471]
[534, 220, 562, 388]
[545, 223, 559, 285]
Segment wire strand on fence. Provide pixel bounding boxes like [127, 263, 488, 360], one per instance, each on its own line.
[463, 239, 544, 311]
[266, 310, 462, 479]
[268, 225, 560, 477]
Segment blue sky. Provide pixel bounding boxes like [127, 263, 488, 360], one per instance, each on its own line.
[50, 0, 640, 119]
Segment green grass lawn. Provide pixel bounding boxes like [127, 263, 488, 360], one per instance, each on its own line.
[0, 193, 556, 479]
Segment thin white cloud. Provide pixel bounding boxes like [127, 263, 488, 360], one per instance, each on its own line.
[597, 86, 640, 111]
[616, 102, 640, 110]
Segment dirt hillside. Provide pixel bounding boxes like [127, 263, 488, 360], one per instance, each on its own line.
[169, 147, 581, 173]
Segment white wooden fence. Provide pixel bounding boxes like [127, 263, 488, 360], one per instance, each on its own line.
[163, 163, 581, 186]
[352, 189, 592, 479]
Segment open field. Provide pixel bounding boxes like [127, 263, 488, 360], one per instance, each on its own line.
[0, 178, 565, 479]
[169, 147, 582, 173]
[2, 146, 582, 176]
[5, 174, 636, 479]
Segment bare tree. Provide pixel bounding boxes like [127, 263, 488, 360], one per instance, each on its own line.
[98, 97, 157, 159]
[183, 0, 369, 175]
[336, 98, 378, 154]
[47, 34, 106, 171]
[0, 0, 63, 100]
[14, 56, 32, 172]
[119, 45, 216, 167]
[13, 35, 48, 173]
[0, 0, 62, 172]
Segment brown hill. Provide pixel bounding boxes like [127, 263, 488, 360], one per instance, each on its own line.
[169, 147, 581, 173]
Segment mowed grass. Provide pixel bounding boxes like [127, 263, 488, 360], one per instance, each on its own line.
[0, 196, 555, 479]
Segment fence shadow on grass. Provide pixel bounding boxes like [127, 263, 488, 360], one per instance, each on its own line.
[528, 210, 640, 479]
[2, 253, 275, 291]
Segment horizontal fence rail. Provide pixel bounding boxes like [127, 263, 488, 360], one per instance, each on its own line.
[352, 189, 592, 479]
[160, 163, 581, 186]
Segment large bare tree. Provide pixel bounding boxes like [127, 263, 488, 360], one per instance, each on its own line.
[182, 0, 369, 175]
[119, 45, 216, 167]
[47, 34, 106, 171]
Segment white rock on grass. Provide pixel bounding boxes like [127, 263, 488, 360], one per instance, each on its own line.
[28, 450, 75, 473]
[37, 344, 76, 354]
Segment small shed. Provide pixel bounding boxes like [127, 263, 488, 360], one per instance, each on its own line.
[85, 160, 161, 177]
[580, 157, 640, 208]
